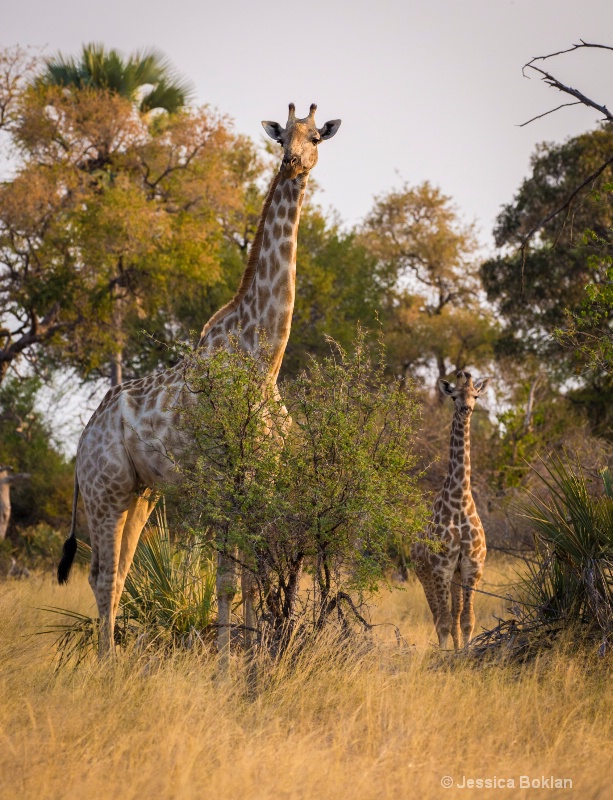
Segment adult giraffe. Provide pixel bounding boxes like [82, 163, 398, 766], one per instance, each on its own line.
[57, 103, 341, 657]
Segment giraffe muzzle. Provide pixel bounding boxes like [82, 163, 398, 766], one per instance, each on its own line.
[282, 155, 303, 177]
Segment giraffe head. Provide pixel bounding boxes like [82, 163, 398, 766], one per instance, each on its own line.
[262, 103, 341, 179]
[438, 371, 490, 418]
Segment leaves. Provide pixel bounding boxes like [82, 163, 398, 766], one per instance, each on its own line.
[173, 331, 426, 633]
[37, 43, 194, 114]
[516, 454, 613, 638]
[0, 52, 258, 383]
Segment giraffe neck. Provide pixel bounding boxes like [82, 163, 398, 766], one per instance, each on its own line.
[251, 169, 308, 378]
[447, 411, 472, 494]
[198, 168, 308, 381]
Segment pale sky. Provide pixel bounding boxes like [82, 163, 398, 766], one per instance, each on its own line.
[2, 0, 613, 250]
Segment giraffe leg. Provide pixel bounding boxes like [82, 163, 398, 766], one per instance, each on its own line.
[414, 558, 439, 627]
[460, 559, 484, 648]
[450, 568, 463, 650]
[431, 568, 454, 649]
[89, 506, 130, 658]
[112, 490, 158, 620]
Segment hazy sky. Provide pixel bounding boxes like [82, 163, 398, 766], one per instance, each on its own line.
[2, 0, 612, 248]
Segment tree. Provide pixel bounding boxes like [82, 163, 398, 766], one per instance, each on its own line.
[0, 45, 258, 386]
[174, 332, 426, 652]
[0, 376, 73, 534]
[517, 40, 613, 253]
[26, 43, 188, 385]
[480, 130, 613, 428]
[481, 41, 613, 434]
[359, 181, 496, 382]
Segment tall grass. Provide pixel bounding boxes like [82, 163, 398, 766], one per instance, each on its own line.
[1, 558, 612, 800]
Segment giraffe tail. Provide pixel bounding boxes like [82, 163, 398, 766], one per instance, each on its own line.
[57, 472, 79, 585]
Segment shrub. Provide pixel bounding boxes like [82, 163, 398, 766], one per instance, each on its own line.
[175, 331, 427, 644]
[516, 455, 613, 652]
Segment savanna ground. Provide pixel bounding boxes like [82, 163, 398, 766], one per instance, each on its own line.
[1, 556, 611, 800]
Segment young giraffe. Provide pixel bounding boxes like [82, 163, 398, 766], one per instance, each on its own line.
[57, 103, 341, 657]
[411, 371, 490, 650]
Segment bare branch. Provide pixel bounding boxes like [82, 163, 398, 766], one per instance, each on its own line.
[524, 64, 613, 122]
[518, 102, 582, 127]
[515, 42, 613, 286]
[524, 40, 613, 72]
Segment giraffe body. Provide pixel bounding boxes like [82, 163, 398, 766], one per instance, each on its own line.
[411, 371, 490, 650]
[58, 104, 341, 657]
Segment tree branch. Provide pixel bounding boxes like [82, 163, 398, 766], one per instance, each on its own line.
[522, 41, 613, 123]
[523, 63, 613, 122]
[516, 42, 613, 285]
[518, 102, 582, 128]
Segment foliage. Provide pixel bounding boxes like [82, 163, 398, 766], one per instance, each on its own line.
[384, 297, 498, 384]
[174, 331, 426, 638]
[282, 206, 385, 376]
[37, 43, 193, 114]
[279, 334, 426, 619]
[481, 129, 613, 376]
[554, 183, 613, 378]
[174, 337, 287, 555]
[359, 180, 496, 380]
[491, 369, 579, 488]
[0, 376, 73, 530]
[517, 455, 613, 650]
[0, 45, 260, 385]
[120, 505, 217, 647]
[360, 181, 479, 308]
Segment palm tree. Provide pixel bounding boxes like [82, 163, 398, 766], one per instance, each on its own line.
[38, 42, 193, 114]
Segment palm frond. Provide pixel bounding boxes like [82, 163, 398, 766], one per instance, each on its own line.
[515, 453, 613, 642]
[37, 42, 193, 113]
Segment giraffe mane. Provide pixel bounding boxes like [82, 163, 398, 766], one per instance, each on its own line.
[198, 170, 282, 344]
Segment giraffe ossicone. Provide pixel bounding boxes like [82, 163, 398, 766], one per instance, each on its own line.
[411, 370, 490, 650]
[57, 103, 341, 659]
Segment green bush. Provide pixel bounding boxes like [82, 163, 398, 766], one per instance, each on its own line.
[517, 455, 613, 649]
[121, 504, 216, 647]
[175, 330, 427, 639]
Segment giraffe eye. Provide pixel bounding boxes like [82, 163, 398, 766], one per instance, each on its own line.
[312, 138, 320, 145]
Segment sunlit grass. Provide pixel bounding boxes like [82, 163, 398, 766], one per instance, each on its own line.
[0, 557, 611, 800]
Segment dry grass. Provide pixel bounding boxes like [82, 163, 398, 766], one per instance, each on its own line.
[1, 557, 611, 799]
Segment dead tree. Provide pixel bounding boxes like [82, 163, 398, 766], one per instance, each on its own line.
[0, 466, 30, 540]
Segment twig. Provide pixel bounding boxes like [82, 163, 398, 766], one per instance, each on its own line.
[449, 579, 544, 609]
[518, 102, 582, 127]
[524, 41, 613, 66]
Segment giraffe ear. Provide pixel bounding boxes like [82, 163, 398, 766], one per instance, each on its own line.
[474, 378, 491, 394]
[438, 379, 454, 396]
[318, 119, 342, 140]
[261, 121, 284, 143]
